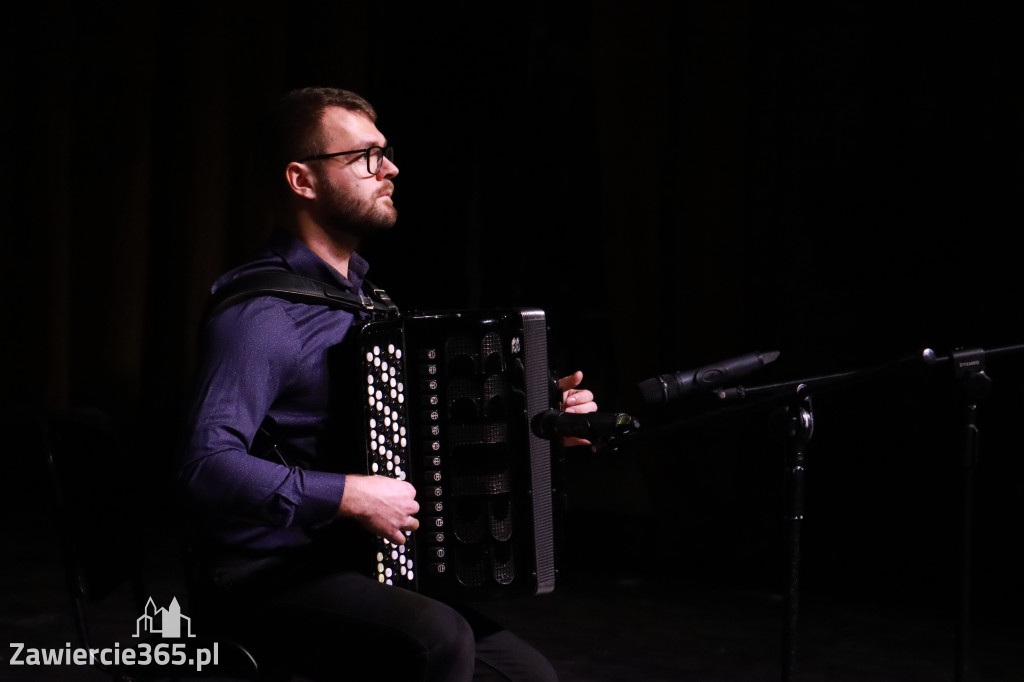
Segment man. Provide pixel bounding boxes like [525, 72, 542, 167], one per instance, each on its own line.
[179, 87, 596, 681]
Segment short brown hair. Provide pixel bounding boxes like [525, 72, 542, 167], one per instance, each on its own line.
[260, 87, 378, 204]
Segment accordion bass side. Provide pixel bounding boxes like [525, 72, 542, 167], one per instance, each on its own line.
[355, 308, 557, 600]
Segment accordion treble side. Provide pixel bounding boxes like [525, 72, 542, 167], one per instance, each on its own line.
[354, 308, 557, 601]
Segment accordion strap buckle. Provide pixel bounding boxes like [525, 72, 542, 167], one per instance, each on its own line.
[372, 288, 401, 317]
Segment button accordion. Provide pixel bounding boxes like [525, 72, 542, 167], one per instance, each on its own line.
[353, 309, 557, 601]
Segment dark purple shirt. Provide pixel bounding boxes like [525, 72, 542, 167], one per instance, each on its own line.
[180, 230, 372, 552]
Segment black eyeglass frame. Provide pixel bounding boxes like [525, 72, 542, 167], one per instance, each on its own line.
[298, 145, 394, 175]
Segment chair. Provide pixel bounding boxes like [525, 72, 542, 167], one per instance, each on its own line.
[39, 407, 263, 681]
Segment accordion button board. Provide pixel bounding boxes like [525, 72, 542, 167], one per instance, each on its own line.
[356, 309, 557, 601]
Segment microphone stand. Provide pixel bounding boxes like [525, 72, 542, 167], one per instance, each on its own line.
[781, 392, 813, 682]
[920, 345, 1024, 682]
[719, 373, 873, 682]
[949, 349, 991, 682]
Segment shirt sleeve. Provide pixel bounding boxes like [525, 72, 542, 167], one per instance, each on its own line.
[178, 298, 346, 530]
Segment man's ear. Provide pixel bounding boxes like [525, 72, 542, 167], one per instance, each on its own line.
[285, 161, 318, 200]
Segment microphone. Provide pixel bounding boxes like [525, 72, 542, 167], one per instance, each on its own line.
[531, 410, 639, 441]
[637, 350, 781, 404]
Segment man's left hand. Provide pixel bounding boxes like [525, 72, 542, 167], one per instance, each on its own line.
[557, 371, 598, 448]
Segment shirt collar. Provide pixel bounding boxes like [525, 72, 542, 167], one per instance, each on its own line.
[268, 229, 370, 293]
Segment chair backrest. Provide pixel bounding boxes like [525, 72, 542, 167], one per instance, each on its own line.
[39, 407, 148, 651]
[40, 407, 264, 680]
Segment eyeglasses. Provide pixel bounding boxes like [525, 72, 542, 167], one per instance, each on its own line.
[299, 145, 394, 175]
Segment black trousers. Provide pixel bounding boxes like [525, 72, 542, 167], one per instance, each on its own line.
[192, 549, 558, 682]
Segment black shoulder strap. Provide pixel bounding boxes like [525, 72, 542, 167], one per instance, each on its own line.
[205, 271, 400, 319]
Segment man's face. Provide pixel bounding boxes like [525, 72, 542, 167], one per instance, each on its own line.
[310, 106, 399, 239]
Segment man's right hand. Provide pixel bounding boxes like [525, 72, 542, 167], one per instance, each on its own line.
[338, 474, 420, 545]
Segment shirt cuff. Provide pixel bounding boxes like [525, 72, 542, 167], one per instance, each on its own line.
[296, 470, 346, 528]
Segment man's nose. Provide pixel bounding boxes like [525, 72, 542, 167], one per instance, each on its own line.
[379, 155, 399, 178]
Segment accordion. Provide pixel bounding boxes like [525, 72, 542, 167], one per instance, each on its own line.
[350, 308, 558, 601]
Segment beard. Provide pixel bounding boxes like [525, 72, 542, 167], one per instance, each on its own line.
[315, 177, 398, 242]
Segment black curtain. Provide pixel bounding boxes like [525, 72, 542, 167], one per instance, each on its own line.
[4, 0, 1023, 612]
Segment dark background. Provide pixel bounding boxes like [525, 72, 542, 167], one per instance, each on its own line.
[3, 0, 1024, 679]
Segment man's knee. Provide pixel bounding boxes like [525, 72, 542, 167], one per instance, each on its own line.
[411, 600, 475, 681]
[474, 627, 558, 682]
